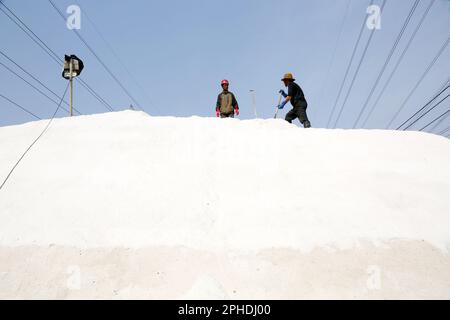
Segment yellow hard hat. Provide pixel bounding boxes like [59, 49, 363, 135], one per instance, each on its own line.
[281, 73, 296, 81]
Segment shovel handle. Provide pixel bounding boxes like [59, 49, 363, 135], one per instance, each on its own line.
[274, 94, 283, 119]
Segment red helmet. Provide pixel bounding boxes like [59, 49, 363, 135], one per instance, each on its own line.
[221, 79, 229, 86]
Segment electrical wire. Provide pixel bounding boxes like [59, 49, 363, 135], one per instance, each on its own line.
[402, 92, 450, 130]
[361, 0, 436, 127]
[0, 60, 77, 116]
[418, 78, 450, 131]
[326, 0, 374, 128]
[428, 78, 450, 132]
[0, 2, 114, 112]
[353, 0, 419, 128]
[0, 50, 81, 114]
[385, 36, 449, 129]
[78, 3, 160, 114]
[313, 0, 351, 123]
[48, 0, 143, 110]
[396, 82, 450, 130]
[333, 0, 388, 128]
[418, 108, 450, 132]
[0, 93, 42, 120]
[438, 125, 450, 135]
[0, 83, 69, 191]
[430, 109, 450, 132]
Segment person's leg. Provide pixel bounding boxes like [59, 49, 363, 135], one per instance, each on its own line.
[297, 106, 311, 128]
[220, 113, 234, 118]
[285, 109, 297, 123]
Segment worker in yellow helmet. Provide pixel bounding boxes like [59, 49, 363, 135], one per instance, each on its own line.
[277, 73, 311, 128]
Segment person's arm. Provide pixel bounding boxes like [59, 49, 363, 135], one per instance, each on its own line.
[216, 94, 221, 117]
[277, 94, 290, 109]
[285, 84, 294, 104]
[232, 93, 239, 115]
[277, 88, 291, 109]
[279, 90, 287, 98]
[280, 83, 296, 109]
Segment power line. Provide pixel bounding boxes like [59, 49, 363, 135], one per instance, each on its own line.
[361, 0, 436, 127]
[0, 4, 61, 65]
[0, 50, 81, 114]
[0, 60, 76, 116]
[0, 83, 69, 191]
[78, 3, 159, 115]
[0, 1, 113, 112]
[430, 92, 450, 132]
[76, 78, 114, 111]
[0, 2, 114, 112]
[385, 36, 449, 129]
[402, 92, 450, 130]
[48, 0, 143, 110]
[326, 0, 374, 128]
[353, 0, 419, 128]
[431, 113, 450, 132]
[0, 93, 41, 120]
[418, 108, 450, 132]
[314, 0, 351, 123]
[418, 78, 450, 131]
[333, 0, 388, 128]
[396, 81, 450, 130]
[439, 125, 450, 135]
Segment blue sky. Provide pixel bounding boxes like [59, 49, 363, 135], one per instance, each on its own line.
[1, 0, 449, 131]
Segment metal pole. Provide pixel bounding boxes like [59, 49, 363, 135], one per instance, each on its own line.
[274, 94, 282, 119]
[69, 58, 73, 117]
[250, 90, 257, 118]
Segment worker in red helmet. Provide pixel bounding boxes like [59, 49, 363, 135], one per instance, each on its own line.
[216, 79, 239, 118]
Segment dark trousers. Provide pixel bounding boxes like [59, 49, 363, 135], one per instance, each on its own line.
[285, 104, 310, 126]
[220, 113, 234, 118]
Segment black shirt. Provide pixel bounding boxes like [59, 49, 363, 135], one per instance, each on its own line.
[287, 82, 307, 108]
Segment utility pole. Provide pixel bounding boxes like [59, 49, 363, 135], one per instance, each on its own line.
[69, 59, 73, 116]
[250, 90, 257, 118]
[62, 55, 84, 117]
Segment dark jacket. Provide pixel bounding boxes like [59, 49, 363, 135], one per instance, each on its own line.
[216, 91, 239, 114]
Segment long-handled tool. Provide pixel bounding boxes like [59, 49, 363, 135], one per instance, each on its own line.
[274, 94, 283, 119]
[250, 90, 257, 118]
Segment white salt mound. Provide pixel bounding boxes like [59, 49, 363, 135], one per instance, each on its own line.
[0, 110, 449, 299]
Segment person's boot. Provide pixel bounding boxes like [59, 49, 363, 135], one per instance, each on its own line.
[303, 120, 311, 128]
